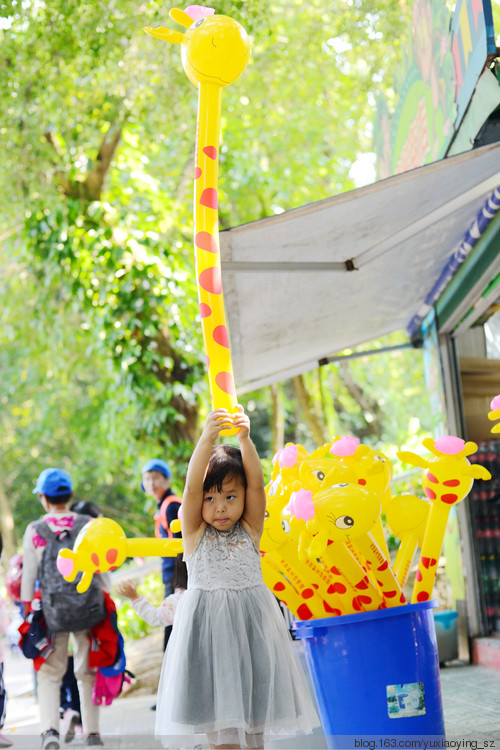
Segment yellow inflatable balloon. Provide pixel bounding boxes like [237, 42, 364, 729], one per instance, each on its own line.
[329, 437, 393, 560]
[398, 436, 491, 602]
[385, 494, 430, 588]
[57, 518, 183, 593]
[145, 8, 250, 434]
[488, 394, 500, 433]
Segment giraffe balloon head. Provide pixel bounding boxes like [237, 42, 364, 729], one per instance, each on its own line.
[145, 7, 251, 89]
[398, 435, 491, 507]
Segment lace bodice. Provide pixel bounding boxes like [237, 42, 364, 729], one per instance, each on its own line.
[186, 522, 264, 591]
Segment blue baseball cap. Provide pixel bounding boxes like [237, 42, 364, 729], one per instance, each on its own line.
[140, 459, 171, 491]
[32, 468, 73, 498]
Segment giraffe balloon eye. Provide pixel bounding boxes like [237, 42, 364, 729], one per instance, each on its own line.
[191, 19, 205, 28]
[282, 519, 291, 533]
[264, 510, 269, 520]
[332, 483, 348, 488]
[374, 455, 385, 463]
[312, 470, 325, 481]
[335, 515, 354, 529]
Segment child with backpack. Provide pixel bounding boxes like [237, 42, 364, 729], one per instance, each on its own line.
[21, 468, 109, 750]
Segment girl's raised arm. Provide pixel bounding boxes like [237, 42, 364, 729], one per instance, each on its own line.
[181, 409, 234, 540]
[235, 406, 266, 541]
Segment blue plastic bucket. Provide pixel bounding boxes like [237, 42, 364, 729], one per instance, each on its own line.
[294, 600, 445, 748]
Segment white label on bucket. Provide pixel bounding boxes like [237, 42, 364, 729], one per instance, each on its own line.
[387, 682, 426, 718]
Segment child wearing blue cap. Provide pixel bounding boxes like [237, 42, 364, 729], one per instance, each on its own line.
[21, 468, 109, 750]
[141, 459, 182, 653]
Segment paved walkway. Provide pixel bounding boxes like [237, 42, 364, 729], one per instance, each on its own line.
[2, 646, 499, 749]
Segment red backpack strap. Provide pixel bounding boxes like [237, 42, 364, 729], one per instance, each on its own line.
[159, 495, 181, 539]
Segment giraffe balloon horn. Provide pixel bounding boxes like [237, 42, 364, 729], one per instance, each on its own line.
[145, 8, 251, 435]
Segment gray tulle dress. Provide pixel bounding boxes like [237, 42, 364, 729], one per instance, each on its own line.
[155, 521, 319, 748]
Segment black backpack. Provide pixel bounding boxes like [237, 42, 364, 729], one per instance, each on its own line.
[33, 515, 106, 633]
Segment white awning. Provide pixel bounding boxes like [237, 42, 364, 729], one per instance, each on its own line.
[220, 141, 500, 392]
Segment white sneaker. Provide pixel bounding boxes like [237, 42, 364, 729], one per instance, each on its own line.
[61, 709, 80, 744]
[0, 731, 13, 748]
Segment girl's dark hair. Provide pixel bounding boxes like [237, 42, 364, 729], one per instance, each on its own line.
[203, 445, 247, 494]
[173, 553, 188, 590]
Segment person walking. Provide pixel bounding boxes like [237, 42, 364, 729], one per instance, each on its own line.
[140, 459, 182, 651]
[21, 468, 108, 749]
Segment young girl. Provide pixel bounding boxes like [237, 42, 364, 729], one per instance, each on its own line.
[154, 406, 319, 750]
[115, 554, 188, 627]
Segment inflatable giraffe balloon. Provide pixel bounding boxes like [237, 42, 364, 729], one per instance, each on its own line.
[398, 436, 491, 602]
[145, 7, 250, 435]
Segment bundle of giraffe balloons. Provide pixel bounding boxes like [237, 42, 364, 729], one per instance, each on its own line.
[57, 433, 492, 622]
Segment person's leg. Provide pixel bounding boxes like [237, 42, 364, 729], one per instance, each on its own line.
[60, 656, 81, 715]
[71, 632, 99, 736]
[0, 663, 6, 729]
[207, 730, 264, 750]
[37, 632, 70, 734]
[163, 578, 174, 651]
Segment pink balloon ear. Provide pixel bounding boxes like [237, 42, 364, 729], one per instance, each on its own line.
[184, 5, 215, 21]
[490, 394, 500, 411]
[434, 436, 465, 455]
[330, 436, 359, 457]
[56, 554, 74, 578]
[279, 445, 298, 468]
[290, 489, 314, 521]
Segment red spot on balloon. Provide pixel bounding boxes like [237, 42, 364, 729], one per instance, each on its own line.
[203, 146, 217, 160]
[384, 590, 397, 598]
[194, 167, 202, 179]
[273, 582, 285, 592]
[213, 325, 229, 348]
[106, 549, 118, 565]
[91, 553, 99, 567]
[302, 588, 314, 600]
[421, 557, 437, 569]
[358, 478, 366, 486]
[328, 582, 346, 595]
[324, 602, 342, 615]
[199, 267, 222, 294]
[377, 560, 389, 572]
[195, 231, 218, 254]
[443, 479, 460, 487]
[400, 593, 406, 603]
[330, 566, 342, 576]
[199, 303, 211, 318]
[417, 591, 430, 602]
[200, 188, 218, 209]
[353, 595, 372, 610]
[109, 566, 117, 572]
[416, 569, 423, 582]
[427, 472, 439, 484]
[424, 487, 436, 500]
[312, 583, 319, 589]
[297, 603, 313, 620]
[441, 493, 459, 504]
[215, 371, 236, 396]
[327, 539, 334, 546]
[355, 577, 370, 590]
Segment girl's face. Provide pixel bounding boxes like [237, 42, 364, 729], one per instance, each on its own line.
[202, 477, 246, 531]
